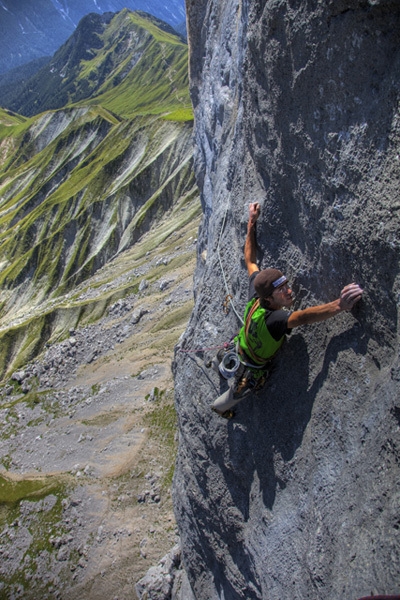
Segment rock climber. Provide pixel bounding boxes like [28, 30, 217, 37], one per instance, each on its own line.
[211, 202, 363, 418]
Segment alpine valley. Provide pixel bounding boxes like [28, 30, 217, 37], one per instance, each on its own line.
[0, 9, 199, 599]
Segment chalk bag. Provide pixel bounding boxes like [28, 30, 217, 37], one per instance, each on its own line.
[218, 351, 240, 379]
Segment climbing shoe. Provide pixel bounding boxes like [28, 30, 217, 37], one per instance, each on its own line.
[212, 407, 235, 419]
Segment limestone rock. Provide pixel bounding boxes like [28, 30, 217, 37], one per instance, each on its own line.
[173, 2, 400, 599]
[11, 371, 26, 383]
[135, 544, 185, 600]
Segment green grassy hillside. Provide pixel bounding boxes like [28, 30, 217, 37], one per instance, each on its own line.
[0, 108, 195, 312]
[0, 10, 198, 378]
[83, 11, 191, 118]
[3, 10, 192, 121]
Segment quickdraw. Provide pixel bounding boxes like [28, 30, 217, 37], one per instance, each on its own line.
[223, 294, 233, 314]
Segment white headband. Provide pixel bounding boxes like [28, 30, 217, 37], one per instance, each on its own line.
[272, 275, 287, 288]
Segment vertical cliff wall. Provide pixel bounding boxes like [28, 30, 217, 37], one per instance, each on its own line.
[173, 1, 400, 599]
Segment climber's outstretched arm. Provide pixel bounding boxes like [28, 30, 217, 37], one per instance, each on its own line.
[287, 283, 363, 328]
[244, 202, 261, 276]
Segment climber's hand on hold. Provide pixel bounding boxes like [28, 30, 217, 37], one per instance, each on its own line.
[339, 283, 363, 311]
[249, 202, 260, 225]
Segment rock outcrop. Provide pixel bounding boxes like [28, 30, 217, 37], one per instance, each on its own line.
[173, 1, 400, 598]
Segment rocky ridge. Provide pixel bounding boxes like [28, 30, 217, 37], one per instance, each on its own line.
[0, 0, 186, 75]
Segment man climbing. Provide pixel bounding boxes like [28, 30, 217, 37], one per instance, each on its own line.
[211, 202, 363, 418]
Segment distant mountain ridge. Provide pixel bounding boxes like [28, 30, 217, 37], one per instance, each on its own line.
[0, 10, 191, 119]
[49, 0, 185, 27]
[0, 0, 186, 75]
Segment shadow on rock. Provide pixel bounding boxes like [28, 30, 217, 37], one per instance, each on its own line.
[221, 323, 368, 515]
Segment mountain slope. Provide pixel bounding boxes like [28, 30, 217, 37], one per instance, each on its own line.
[0, 11, 197, 378]
[0, 5, 198, 597]
[0, 0, 185, 74]
[0, 200, 200, 598]
[2, 10, 191, 119]
[0, 107, 197, 374]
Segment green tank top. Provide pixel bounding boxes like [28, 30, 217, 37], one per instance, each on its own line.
[237, 298, 285, 364]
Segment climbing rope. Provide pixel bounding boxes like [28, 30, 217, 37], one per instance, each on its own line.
[216, 206, 244, 325]
[178, 206, 244, 356]
[178, 344, 226, 354]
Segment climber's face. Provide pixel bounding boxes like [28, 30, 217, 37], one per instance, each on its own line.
[269, 282, 294, 309]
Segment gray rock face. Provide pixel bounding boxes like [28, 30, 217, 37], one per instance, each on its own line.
[173, 1, 400, 599]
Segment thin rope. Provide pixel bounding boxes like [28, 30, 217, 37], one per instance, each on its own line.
[216, 206, 244, 325]
[178, 344, 226, 354]
[178, 207, 243, 356]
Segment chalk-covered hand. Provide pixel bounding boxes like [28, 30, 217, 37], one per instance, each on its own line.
[339, 283, 363, 311]
[249, 202, 261, 225]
